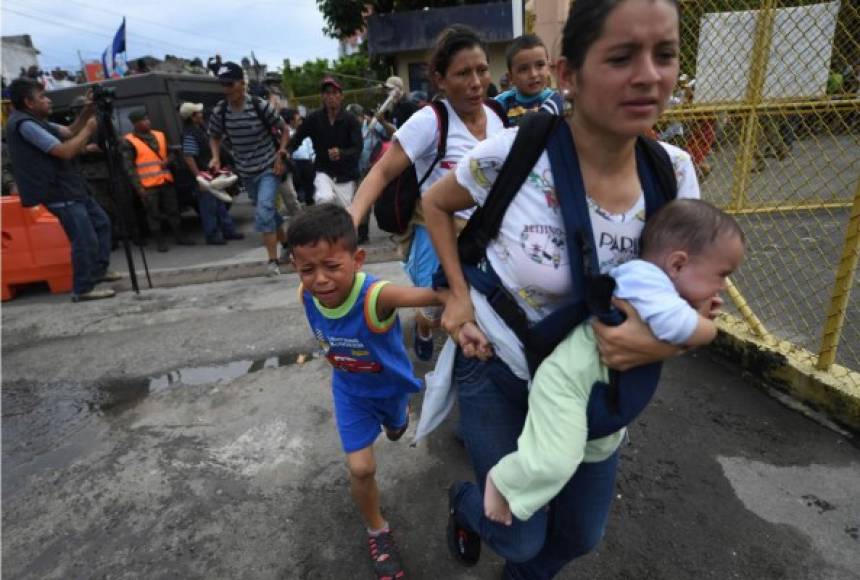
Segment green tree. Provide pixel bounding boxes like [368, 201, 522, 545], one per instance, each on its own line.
[316, 0, 505, 39]
[283, 53, 381, 98]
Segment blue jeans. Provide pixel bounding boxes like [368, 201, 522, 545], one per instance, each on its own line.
[196, 187, 237, 241]
[44, 197, 112, 296]
[243, 169, 283, 233]
[452, 350, 619, 580]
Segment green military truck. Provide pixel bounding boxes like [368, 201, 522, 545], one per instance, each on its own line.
[47, 72, 229, 215]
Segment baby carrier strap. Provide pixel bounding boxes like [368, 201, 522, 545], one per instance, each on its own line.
[458, 110, 560, 266]
[544, 126, 678, 439]
[637, 136, 678, 209]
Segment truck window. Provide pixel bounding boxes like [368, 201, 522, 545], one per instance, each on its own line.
[113, 105, 146, 136]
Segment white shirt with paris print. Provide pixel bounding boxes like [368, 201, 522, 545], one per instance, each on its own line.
[455, 127, 700, 324]
[394, 99, 507, 220]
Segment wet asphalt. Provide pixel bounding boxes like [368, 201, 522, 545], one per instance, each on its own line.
[2, 261, 859, 579]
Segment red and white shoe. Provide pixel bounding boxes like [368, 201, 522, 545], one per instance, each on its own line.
[196, 171, 233, 203]
[210, 170, 238, 190]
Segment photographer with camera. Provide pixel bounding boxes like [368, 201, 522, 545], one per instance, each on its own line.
[5, 78, 121, 302]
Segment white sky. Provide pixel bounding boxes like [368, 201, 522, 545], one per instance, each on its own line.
[1, 0, 340, 71]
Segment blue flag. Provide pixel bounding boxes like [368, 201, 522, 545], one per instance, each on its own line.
[102, 18, 128, 79]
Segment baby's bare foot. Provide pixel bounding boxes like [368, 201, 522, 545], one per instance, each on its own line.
[484, 473, 512, 526]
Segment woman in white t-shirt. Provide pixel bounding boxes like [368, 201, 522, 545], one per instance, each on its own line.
[422, 0, 700, 577]
[351, 25, 507, 362]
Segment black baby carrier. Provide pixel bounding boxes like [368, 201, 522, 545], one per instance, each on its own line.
[439, 110, 678, 439]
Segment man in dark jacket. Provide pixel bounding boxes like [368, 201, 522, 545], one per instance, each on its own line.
[287, 77, 362, 211]
[5, 78, 119, 302]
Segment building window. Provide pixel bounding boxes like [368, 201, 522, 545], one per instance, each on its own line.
[408, 63, 430, 94]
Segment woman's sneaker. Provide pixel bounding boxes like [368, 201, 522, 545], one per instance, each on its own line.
[447, 482, 481, 566]
[367, 529, 405, 580]
[413, 323, 434, 361]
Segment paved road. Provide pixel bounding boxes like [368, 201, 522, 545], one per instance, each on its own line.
[3, 264, 858, 580]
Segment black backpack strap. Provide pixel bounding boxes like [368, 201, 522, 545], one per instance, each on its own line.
[217, 99, 228, 141]
[458, 110, 560, 266]
[483, 98, 509, 127]
[415, 101, 449, 189]
[251, 95, 281, 150]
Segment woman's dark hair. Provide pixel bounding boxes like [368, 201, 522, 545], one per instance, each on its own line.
[641, 199, 744, 259]
[286, 203, 357, 252]
[9, 77, 42, 110]
[561, 0, 679, 69]
[429, 25, 486, 77]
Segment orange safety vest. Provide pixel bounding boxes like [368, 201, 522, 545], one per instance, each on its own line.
[123, 131, 173, 188]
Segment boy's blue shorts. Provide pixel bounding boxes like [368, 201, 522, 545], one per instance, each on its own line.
[332, 388, 411, 454]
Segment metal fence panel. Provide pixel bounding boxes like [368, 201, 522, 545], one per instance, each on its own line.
[662, 0, 859, 384]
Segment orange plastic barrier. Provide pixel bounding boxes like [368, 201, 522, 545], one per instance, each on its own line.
[1, 195, 73, 301]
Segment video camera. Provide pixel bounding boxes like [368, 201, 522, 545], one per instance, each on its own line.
[91, 84, 116, 111]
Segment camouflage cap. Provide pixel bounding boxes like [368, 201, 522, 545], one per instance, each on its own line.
[128, 109, 148, 123]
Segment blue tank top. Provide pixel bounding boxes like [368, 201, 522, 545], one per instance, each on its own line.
[301, 272, 422, 398]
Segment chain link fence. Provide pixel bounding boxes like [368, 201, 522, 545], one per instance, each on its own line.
[659, 0, 859, 384]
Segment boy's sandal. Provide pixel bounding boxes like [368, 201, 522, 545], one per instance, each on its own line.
[368, 530, 406, 580]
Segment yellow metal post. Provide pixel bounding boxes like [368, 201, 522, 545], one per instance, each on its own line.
[725, 278, 774, 342]
[817, 176, 860, 370]
[728, 0, 778, 211]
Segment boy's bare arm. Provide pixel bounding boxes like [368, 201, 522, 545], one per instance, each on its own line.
[375, 284, 448, 321]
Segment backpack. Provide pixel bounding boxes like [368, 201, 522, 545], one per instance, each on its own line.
[373, 99, 508, 235]
[217, 96, 292, 177]
[218, 95, 279, 148]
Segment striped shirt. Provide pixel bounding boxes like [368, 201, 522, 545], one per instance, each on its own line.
[208, 95, 285, 176]
[182, 133, 200, 157]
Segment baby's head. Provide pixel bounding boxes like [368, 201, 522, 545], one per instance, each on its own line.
[505, 34, 551, 98]
[640, 199, 745, 309]
[286, 204, 365, 308]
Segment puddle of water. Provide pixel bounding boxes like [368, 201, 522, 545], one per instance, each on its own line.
[146, 352, 313, 394]
[97, 351, 317, 414]
[2, 351, 317, 489]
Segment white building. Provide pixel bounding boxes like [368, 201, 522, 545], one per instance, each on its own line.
[2, 35, 40, 82]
